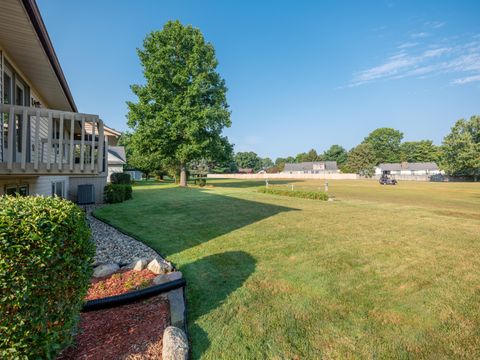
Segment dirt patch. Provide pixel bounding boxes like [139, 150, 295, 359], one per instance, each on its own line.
[86, 269, 157, 300]
[58, 295, 170, 360]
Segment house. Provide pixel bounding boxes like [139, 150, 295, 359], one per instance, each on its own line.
[375, 162, 441, 176]
[0, 0, 108, 203]
[125, 169, 144, 181]
[282, 161, 339, 174]
[107, 146, 127, 182]
[86, 123, 127, 182]
[238, 168, 254, 174]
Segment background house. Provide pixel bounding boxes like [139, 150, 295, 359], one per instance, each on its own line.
[283, 161, 339, 174]
[124, 169, 144, 181]
[375, 162, 441, 176]
[107, 146, 126, 182]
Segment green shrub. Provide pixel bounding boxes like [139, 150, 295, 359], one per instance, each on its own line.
[104, 184, 133, 203]
[124, 184, 133, 200]
[110, 172, 131, 185]
[0, 196, 94, 359]
[194, 178, 207, 187]
[257, 187, 329, 201]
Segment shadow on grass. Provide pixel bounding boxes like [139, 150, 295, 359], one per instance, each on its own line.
[180, 251, 256, 359]
[94, 186, 297, 258]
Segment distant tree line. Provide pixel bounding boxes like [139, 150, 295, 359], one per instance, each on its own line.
[224, 116, 479, 180]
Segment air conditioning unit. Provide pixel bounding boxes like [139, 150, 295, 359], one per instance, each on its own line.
[77, 184, 95, 205]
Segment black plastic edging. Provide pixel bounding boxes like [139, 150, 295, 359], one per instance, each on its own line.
[82, 278, 186, 312]
[87, 211, 190, 335]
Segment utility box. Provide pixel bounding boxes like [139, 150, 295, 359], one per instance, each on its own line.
[77, 184, 95, 205]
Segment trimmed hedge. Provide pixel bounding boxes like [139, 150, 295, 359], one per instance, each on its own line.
[104, 184, 133, 203]
[0, 196, 94, 359]
[258, 187, 329, 201]
[110, 172, 131, 185]
[194, 178, 207, 187]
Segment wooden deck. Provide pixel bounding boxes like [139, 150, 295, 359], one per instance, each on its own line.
[0, 104, 105, 175]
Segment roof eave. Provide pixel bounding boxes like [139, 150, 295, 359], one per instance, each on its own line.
[21, 0, 77, 112]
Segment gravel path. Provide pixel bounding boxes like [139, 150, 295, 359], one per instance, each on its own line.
[85, 206, 161, 266]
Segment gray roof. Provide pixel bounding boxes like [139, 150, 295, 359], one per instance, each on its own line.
[378, 162, 439, 171]
[284, 161, 338, 172]
[108, 146, 127, 164]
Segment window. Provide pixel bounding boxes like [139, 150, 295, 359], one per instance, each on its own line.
[3, 69, 12, 104]
[5, 184, 29, 196]
[3, 67, 13, 152]
[15, 80, 25, 153]
[51, 181, 65, 198]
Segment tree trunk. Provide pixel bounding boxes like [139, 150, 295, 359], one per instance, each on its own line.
[179, 164, 187, 187]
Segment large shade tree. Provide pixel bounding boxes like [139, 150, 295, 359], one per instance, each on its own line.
[399, 140, 440, 163]
[127, 21, 232, 186]
[295, 149, 322, 163]
[442, 115, 480, 180]
[344, 143, 377, 177]
[362, 128, 403, 164]
[323, 144, 348, 165]
[235, 151, 262, 171]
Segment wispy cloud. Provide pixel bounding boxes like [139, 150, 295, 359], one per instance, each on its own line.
[452, 74, 480, 84]
[411, 32, 429, 39]
[348, 27, 480, 87]
[425, 21, 446, 29]
[398, 42, 419, 49]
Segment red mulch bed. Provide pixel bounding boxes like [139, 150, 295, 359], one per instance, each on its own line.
[57, 295, 170, 360]
[86, 269, 157, 300]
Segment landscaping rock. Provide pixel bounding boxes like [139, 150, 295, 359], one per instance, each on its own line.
[168, 289, 186, 329]
[162, 326, 188, 360]
[153, 271, 183, 285]
[124, 258, 149, 271]
[93, 263, 119, 278]
[147, 258, 172, 275]
[85, 206, 160, 266]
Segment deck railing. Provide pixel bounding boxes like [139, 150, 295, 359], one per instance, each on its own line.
[0, 104, 105, 175]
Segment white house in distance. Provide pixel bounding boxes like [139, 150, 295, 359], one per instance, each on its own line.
[283, 161, 339, 174]
[86, 122, 127, 182]
[375, 162, 442, 176]
[0, 0, 116, 203]
[107, 146, 126, 182]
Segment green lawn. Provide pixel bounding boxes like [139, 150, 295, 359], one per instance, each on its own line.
[94, 179, 480, 359]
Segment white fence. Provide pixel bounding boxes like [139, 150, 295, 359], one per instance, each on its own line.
[207, 173, 359, 180]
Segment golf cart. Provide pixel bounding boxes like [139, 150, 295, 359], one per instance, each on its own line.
[379, 172, 397, 185]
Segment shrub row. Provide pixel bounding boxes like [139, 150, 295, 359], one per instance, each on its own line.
[0, 196, 94, 359]
[194, 178, 207, 187]
[110, 172, 131, 185]
[104, 184, 133, 203]
[257, 187, 329, 201]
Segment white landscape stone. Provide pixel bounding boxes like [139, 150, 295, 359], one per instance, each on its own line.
[162, 326, 188, 360]
[124, 258, 149, 271]
[93, 263, 119, 278]
[147, 258, 171, 274]
[153, 271, 183, 285]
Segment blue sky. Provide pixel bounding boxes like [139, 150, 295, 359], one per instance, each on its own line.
[37, 0, 480, 159]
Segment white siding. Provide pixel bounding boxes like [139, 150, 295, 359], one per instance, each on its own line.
[69, 175, 107, 204]
[30, 175, 69, 197]
[107, 164, 123, 183]
[0, 175, 69, 198]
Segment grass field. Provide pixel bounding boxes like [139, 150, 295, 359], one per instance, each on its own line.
[94, 179, 480, 359]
